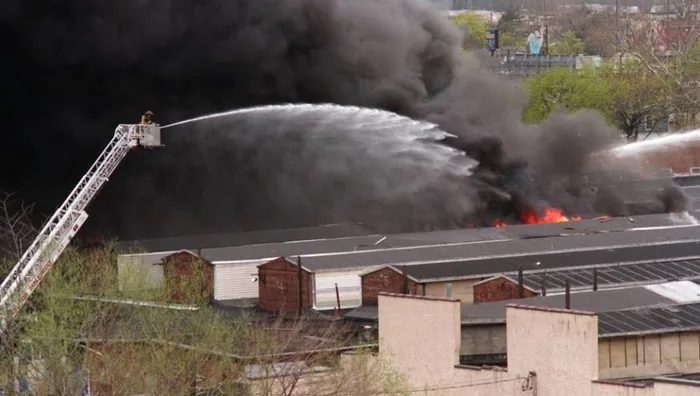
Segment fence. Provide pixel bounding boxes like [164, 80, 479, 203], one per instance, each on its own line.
[491, 53, 601, 79]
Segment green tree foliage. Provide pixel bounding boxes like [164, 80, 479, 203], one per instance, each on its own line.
[0, 240, 408, 395]
[522, 67, 607, 124]
[450, 12, 487, 50]
[600, 62, 668, 140]
[495, 6, 528, 52]
[522, 62, 668, 140]
[549, 31, 585, 55]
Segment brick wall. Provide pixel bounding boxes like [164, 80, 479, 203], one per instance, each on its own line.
[361, 267, 419, 305]
[258, 257, 312, 312]
[639, 142, 700, 174]
[162, 251, 214, 304]
[473, 276, 537, 303]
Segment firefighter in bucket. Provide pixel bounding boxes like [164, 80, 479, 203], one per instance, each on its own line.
[140, 110, 154, 125]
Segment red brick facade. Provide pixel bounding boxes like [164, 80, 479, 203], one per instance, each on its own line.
[473, 276, 537, 303]
[641, 143, 700, 175]
[258, 257, 312, 312]
[361, 267, 420, 305]
[162, 251, 214, 304]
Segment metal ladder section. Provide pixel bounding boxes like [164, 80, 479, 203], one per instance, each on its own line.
[0, 125, 137, 331]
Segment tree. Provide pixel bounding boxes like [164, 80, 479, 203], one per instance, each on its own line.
[548, 31, 586, 55]
[522, 62, 668, 140]
[609, 3, 700, 130]
[0, 217, 408, 395]
[600, 62, 668, 140]
[450, 12, 488, 50]
[522, 66, 608, 124]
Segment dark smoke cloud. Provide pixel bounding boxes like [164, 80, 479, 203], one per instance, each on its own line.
[0, 0, 685, 240]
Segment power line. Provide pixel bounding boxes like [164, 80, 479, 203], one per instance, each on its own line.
[339, 376, 528, 395]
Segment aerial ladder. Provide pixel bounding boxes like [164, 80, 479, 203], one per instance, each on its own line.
[0, 121, 163, 333]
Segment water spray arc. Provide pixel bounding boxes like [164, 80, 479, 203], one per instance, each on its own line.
[609, 128, 700, 158]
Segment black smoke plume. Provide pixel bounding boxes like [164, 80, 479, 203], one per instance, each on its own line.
[0, 0, 685, 240]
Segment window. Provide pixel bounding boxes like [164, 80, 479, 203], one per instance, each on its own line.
[445, 283, 453, 298]
[645, 116, 654, 131]
[691, 167, 700, 175]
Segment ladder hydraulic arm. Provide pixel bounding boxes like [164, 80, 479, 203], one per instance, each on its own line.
[0, 123, 163, 332]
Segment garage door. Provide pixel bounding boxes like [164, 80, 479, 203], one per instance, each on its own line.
[313, 272, 362, 310]
[214, 261, 263, 301]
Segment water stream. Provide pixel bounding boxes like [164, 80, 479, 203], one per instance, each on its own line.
[609, 129, 700, 158]
[160, 104, 480, 226]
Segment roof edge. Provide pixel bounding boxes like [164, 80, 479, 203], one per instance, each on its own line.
[472, 275, 538, 292]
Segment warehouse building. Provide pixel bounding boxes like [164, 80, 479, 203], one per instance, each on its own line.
[258, 232, 700, 314]
[378, 292, 700, 396]
[118, 213, 700, 308]
[357, 247, 700, 304]
[346, 255, 700, 326]
[457, 280, 700, 375]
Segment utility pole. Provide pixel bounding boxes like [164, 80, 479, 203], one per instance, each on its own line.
[544, 0, 549, 55]
[615, 0, 620, 52]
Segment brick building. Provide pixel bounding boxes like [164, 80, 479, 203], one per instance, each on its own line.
[161, 251, 214, 304]
[472, 276, 538, 303]
[640, 141, 700, 175]
[360, 267, 420, 305]
[257, 257, 313, 312]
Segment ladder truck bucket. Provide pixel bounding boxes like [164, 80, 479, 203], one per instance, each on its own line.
[123, 124, 163, 148]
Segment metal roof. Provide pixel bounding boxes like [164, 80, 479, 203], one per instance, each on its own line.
[344, 305, 380, 321]
[460, 280, 700, 331]
[118, 212, 700, 265]
[598, 301, 700, 337]
[512, 258, 700, 292]
[117, 222, 378, 252]
[460, 282, 693, 325]
[298, 225, 700, 272]
[345, 280, 700, 325]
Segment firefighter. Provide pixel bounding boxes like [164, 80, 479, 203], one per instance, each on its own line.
[140, 110, 154, 125]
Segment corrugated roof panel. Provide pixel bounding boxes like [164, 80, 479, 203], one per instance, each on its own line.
[460, 286, 676, 324]
[645, 281, 700, 303]
[598, 302, 700, 336]
[517, 260, 700, 292]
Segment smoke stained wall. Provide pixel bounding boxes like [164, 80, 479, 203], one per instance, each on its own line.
[0, 0, 685, 240]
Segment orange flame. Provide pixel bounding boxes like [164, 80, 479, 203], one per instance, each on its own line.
[519, 207, 581, 224]
[492, 218, 508, 227]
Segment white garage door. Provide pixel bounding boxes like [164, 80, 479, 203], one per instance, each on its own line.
[313, 272, 362, 310]
[214, 261, 263, 301]
[117, 253, 168, 291]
